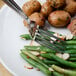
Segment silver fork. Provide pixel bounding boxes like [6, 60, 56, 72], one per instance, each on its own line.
[3, 0, 66, 52]
[3, 0, 37, 37]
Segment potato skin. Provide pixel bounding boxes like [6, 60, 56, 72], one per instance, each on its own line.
[22, 0, 41, 16]
[40, 2, 53, 18]
[66, 0, 72, 4]
[23, 12, 45, 27]
[47, 0, 65, 8]
[66, 0, 75, 4]
[68, 19, 76, 36]
[64, 0, 76, 16]
[48, 11, 71, 27]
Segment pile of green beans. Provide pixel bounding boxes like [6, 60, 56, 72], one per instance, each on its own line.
[20, 32, 76, 76]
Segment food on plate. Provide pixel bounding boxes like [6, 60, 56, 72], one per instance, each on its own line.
[67, 19, 76, 36]
[46, 0, 65, 8]
[52, 65, 76, 76]
[20, 34, 32, 40]
[23, 12, 45, 27]
[66, 34, 74, 40]
[20, 0, 76, 75]
[40, 2, 53, 18]
[20, 30, 76, 76]
[65, 0, 73, 4]
[22, 0, 41, 16]
[20, 53, 52, 76]
[64, 0, 76, 16]
[48, 10, 71, 27]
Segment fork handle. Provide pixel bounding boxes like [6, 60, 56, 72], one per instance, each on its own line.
[3, 0, 31, 24]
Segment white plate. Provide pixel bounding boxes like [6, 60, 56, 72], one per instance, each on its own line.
[0, 0, 71, 76]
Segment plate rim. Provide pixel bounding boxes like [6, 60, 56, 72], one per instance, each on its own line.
[0, 5, 17, 76]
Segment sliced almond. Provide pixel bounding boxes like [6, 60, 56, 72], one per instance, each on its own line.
[24, 63, 33, 69]
[39, 56, 45, 60]
[58, 35, 66, 39]
[50, 33, 59, 41]
[36, 68, 40, 71]
[62, 53, 70, 60]
[30, 51, 40, 56]
[56, 53, 63, 58]
[66, 34, 73, 40]
[53, 33, 59, 37]
[49, 68, 54, 72]
[40, 51, 46, 54]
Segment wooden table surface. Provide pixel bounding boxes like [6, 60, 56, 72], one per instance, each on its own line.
[0, 0, 13, 76]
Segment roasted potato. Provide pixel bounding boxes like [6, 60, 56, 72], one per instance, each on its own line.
[40, 2, 53, 18]
[67, 19, 76, 36]
[48, 10, 71, 27]
[64, 0, 76, 16]
[23, 12, 45, 27]
[47, 0, 65, 8]
[66, 0, 72, 4]
[66, 0, 76, 4]
[22, 0, 41, 16]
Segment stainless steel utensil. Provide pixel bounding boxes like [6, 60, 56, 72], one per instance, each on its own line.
[3, 0, 66, 52]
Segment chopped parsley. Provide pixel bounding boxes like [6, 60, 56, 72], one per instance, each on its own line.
[58, 18, 62, 21]
[66, 16, 69, 20]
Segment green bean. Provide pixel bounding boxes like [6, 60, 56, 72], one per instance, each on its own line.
[20, 53, 51, 76]
[24, 46, 56, 53]
[20, 34, 32, 40]
[40, 53, 54, 60]
[53, 71, 64, 76]
[70, 54, 76, 58]
[43, 59, 60, 65]
[66, 40, 76, 45]
[40, 53, 76, 68]
[66, 45, 76, 50]
[68, 58, 76, 61]
[73, 62, 76, 64]
[52, 65, 76, 76]
[21, 49, 49, 69]
[64, 50, 76, 54]
[73, 36, 76, 40]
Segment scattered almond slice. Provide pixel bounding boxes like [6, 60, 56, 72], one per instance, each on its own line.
[50, 40, 54, 43]
[24, 63, 33, 69]
[53, 33, 59, 37]
[58, 35, 66, 39]
[30, 51, 40, 56]
[49, 68, 54, 72]
[56, 53, 63, 59]
[62, 53, 70, 60]
[36, 68, 40, 71]
[40, 51, 46, 54]
[66, 34, 73, 40]
[51, 33, 59, 41]
[39, 56, 45, 60]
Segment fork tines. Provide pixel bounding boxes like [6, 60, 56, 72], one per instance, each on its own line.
[35, 29, 65, 52]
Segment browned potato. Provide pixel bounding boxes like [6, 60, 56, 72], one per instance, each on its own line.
[48, 10, 71, 27]
[23, 12, 45, 27]
[64, 0, 76, 16]
[67, 19, 76, 36]
[47, 0, 65, 8]
[22, 0, 41, 16]
[40, 2, 53, 18]
[66, 0, 72, 4]
[66, 0, 76, 4]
